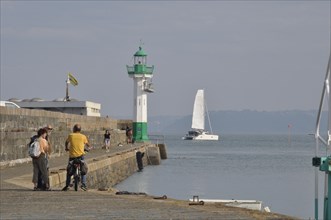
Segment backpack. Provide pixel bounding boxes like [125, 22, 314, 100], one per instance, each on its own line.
[28, 138, 41, 158]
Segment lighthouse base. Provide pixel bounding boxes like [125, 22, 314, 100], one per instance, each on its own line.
[133, 122, 149, 142]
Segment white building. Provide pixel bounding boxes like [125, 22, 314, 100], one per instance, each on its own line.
[8, 98, 101, 117]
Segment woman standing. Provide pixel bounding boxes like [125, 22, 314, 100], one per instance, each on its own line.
[32, 128, 51, 191]
[104, 130, 111, 152]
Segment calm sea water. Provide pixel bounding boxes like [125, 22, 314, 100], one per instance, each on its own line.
[115, 134, 327, 219]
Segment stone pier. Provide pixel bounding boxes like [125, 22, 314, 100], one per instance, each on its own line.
[0, 143, 296, 220]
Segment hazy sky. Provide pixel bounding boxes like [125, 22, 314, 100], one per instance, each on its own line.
[1, 1, 330, 117]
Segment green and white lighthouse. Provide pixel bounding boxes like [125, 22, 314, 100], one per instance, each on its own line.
[126, 46, 154, 142]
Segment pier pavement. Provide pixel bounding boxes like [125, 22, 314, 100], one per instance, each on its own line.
[0, 144, 296, 220]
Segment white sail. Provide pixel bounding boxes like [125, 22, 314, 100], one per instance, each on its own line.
[191, 89, 205, 130]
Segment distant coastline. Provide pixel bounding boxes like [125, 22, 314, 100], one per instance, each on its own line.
[142, 110, 327, 135]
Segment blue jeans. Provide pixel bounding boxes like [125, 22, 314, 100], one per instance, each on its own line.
[66, 156, 87, 187]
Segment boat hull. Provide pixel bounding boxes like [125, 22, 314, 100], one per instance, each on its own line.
[183, 131, 219, 141]
[189, 199, 262, 211]
[193, 134, 219, 140]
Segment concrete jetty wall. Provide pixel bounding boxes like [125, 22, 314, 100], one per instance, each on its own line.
[49, 145, 156, 189]
[0, 107, 131, 165]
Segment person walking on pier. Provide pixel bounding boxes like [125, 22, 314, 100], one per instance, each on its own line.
[126, 126, 133, 144]
[32, 128, 51, 191]
[62, 124, 91, 191]
[104, 130, 111, 152]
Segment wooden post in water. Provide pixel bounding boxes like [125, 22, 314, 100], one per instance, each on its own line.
[288, 124, 292, 146]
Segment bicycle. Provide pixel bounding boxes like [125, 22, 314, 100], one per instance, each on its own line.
[71, 158, 82, 191]
[69, 156, 89, 191]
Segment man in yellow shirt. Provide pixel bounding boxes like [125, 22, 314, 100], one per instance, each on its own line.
[62, 124, 90, 191]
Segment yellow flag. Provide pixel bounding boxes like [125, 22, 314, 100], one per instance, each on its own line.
[68, 73, 78, 86]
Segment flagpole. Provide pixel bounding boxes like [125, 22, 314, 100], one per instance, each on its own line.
[65, 74, 70, 101]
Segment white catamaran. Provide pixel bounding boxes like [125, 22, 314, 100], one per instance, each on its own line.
[183, 89, 219, 140]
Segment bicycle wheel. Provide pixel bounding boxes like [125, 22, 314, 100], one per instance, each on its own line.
[74, 168, 79, 191]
